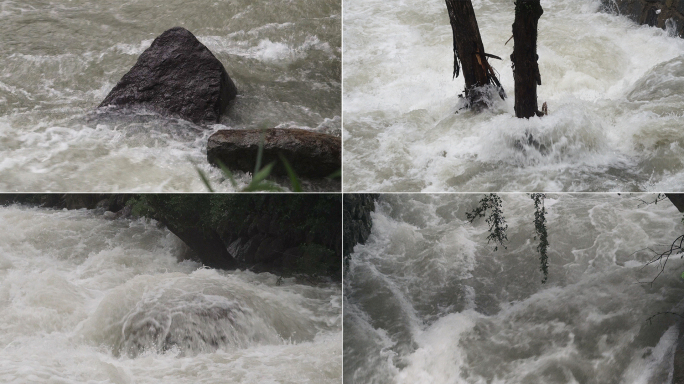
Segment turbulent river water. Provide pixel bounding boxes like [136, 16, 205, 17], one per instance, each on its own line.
[0, 205, 342, 383]
[345, 194, 684, 383]
[0, 0, 340, 191]
[343, 0, 684, 192]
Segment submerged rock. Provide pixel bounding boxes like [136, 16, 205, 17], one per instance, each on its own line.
[206, 128, 341, 178]
[99, 27, 237, 124]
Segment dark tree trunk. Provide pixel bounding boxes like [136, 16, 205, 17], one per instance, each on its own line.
[445, 0, 505, 109]
[162, 220, 238, 270]
[666, 194, 684, 212]
[511, 0, 544, 118]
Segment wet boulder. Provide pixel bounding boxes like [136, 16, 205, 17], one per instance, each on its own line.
[602, 0, 684, 37]
[99, 27, 237, 124]
[206, 128, 341, 178]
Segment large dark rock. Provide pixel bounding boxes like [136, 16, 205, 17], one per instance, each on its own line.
[99, 27, 237, 124]
[207, 128, 341, 178]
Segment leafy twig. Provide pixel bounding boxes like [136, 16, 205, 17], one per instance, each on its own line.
[531, 193, 549, 283]
[466, 194, 508, 251]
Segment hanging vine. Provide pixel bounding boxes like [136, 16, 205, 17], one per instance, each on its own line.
[531, 193, 549, 283]
[466, 193, 508, 251]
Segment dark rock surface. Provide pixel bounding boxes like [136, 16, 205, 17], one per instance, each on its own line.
[343, 194, 378, 257]
[602, 0, 684, 37]
[99, 27, 237, 124]
[206, 128, 341, 178]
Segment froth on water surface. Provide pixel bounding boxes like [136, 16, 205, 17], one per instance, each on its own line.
[0, 205, 342, 383]
[344, 194, 684, 383]
[343, 0, 684, 191]
[0, 0, 340, 191]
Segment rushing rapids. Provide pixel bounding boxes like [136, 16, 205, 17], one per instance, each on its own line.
[0, 0, 340, 191]
[343, 0, 684, 192]
[0, 205, 341, 383]
[345, 193, 684, 383]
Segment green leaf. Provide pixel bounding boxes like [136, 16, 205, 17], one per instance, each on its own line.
[326, 169, 341, 179]
[251, 161, 275, 185]
[278, 153, 302, 192]
[254, 130, 267, 174]
[196, 167, 215, 192]
[242, 162, 284, 192]
[214, 159, 238, 189]
[242, 182, 283, 192]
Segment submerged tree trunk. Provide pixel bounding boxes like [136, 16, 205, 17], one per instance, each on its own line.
[666, 194, 684, 212]
[445, 0, 505, 109]
[511, 0, 544, 118]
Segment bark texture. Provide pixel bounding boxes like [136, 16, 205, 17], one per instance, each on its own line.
[207, 128, 341, 178]
[511, 0, 544, 119]
[445, 0, 505, 108]
[162, 222, 238, 270]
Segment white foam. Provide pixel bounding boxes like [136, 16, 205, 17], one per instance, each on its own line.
[344, 0, 684, 191]
[346, 194, 684, 383]
[0, 206, 341, 383]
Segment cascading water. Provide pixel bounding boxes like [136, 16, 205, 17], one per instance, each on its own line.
[344, 194, 684, 383]
[0, 0, 340, 192]
[343, 0, 684, 192]
[0, 205, 341, 383]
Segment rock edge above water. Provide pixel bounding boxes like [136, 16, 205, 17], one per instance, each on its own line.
[603, 0, 684, 37]
[207, 128, 341, 179]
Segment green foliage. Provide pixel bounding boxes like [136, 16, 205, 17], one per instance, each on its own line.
[467, 193, 551, 283]
[278, 153, 302, 192]
[197, 129, 340, 193]
[531, 193, 549, 283]
[197, 159, 284, 193]
[466, 193, 508, 251]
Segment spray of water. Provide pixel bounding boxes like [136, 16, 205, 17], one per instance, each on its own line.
[0, 205, 341, 383]
[343, 0, 684, 191]
[345, 194, 684, 383]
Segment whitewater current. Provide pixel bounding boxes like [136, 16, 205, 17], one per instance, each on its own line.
[0, 0, 340, 192]
[343, 0, 684, 192]
[344, 194, 684, 383]
[0, 205, 342, 383]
